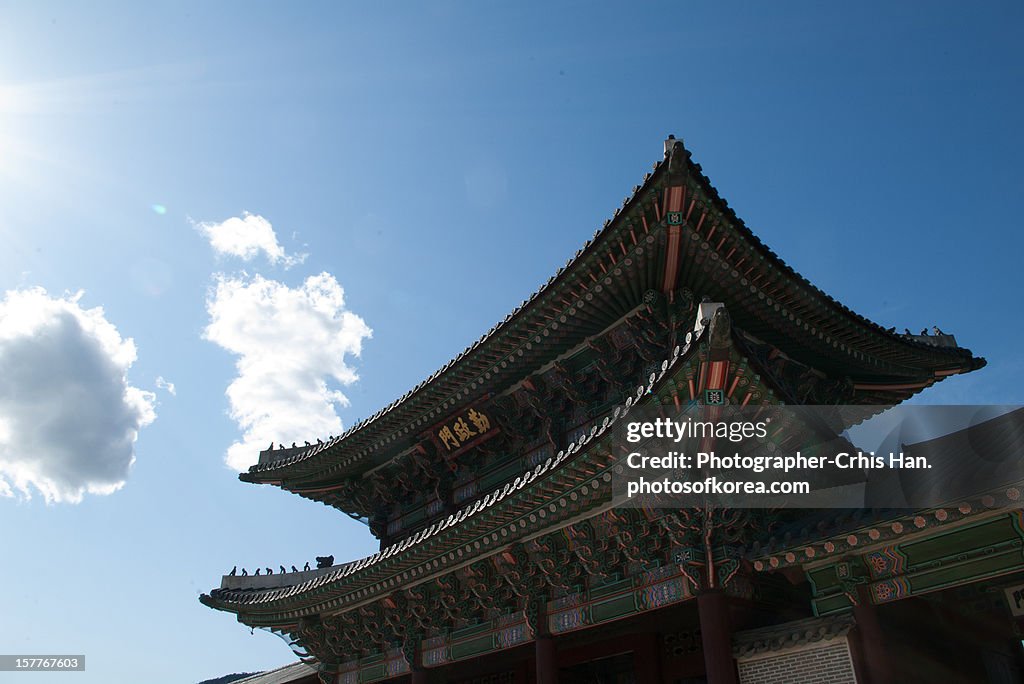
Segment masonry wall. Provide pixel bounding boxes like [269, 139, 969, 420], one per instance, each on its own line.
[736, 638, 857, 684]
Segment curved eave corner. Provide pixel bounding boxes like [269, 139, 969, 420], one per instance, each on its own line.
[199, 309, 721, 618]
[235, 136, 987, 492]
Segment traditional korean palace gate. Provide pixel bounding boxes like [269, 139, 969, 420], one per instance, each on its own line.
[203, 138, 1023, 683]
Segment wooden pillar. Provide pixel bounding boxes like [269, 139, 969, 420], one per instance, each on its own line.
[852, 584, 892, 684]
[634, 631, 663, 682]
[411, 639, 428, 684]
[1011, 617, 1024, 677]
[535, 635, 557, 684]
[697, 590, 738, 684]
[535, 595, 558, 684]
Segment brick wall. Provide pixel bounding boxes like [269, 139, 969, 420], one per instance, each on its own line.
[737, 638, 857, 684]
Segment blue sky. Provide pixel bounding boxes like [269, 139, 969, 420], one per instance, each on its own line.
[0, 2, 1021, 682]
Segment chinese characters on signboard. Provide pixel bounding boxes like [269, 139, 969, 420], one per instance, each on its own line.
[436, 408, 492, 453]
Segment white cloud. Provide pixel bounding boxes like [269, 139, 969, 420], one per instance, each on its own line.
[196, 212, 306, 267]
[204, 273, 371, 471]
[0, 288, 156, 503]
[155, 376, 176, 396]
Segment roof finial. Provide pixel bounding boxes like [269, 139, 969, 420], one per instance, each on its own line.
[664, 135, 681, 156]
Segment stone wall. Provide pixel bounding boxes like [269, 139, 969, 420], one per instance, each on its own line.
[733, 615, 858, 684]
[737, 638, 856, 684]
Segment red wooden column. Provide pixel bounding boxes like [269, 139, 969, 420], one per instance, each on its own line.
[697, 590, 738, 684]
[535, 596, 558, 684]
[411, 641, 428, 684]
[535, 635, 557, 684]
[852, 584, 893, 684]
[633, 631, 664, 682]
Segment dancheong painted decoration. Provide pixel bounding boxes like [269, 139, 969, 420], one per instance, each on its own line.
[202, 137, 1024, 684]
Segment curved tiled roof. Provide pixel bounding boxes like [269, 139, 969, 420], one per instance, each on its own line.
[243, 136, 983, 489]
[244, 164, 667, 478]
[733, 614, 855, 657]
[229, 661, 317, 684]
[203, 323, 708, 612]
[679, 155, 982, 365]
